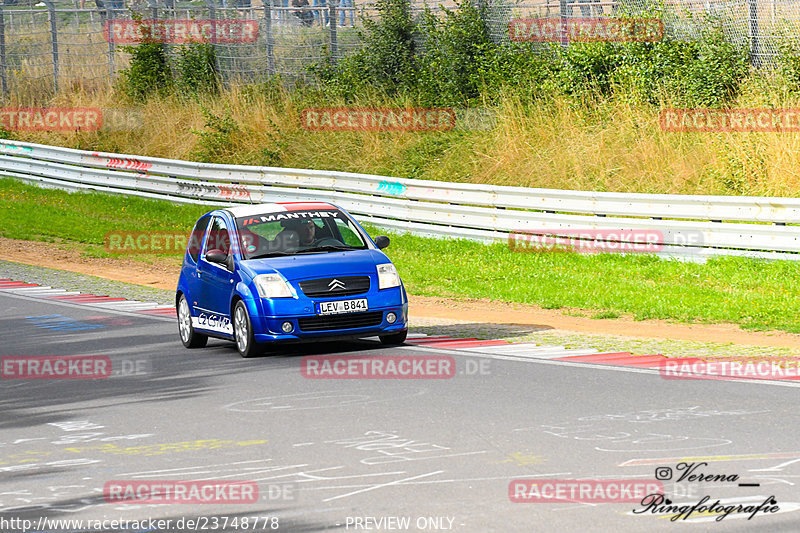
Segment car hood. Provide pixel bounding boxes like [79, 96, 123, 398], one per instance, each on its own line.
[239, 249, 389, 281]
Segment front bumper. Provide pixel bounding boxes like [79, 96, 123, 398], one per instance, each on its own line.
[253, 305, 408, 343]
[251, 286, 408, 343]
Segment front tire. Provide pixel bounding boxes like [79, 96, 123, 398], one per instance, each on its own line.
[233, 300, 261, 358]
[178, 294, 208, 348]
[379, 330, 408, 345]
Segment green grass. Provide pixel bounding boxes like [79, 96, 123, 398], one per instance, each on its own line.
[3, 177, 800, 333]
[385, 231, 800, 333]
[0, 179, 210, 250]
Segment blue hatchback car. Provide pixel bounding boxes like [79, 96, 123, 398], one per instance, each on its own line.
[176, 202, 408, 357]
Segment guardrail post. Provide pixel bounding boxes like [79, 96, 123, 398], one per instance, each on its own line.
[329, 1, 337, 64]
[44, 0, 59, 93]
[0, 7, 7, 99]
[264, 3, 274, 77]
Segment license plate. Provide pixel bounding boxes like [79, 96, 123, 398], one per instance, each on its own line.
[317, 298, 368, 315]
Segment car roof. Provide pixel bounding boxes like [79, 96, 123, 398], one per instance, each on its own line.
[224, 202, 337, 218]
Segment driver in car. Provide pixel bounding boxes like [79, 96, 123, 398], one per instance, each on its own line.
[295, 219, 317, 246]
[276, 218, 316, 248]
[278, 218, 342, 249]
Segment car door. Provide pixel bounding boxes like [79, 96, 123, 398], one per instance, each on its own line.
[194, 215, 235, 336]
[182, 215, 211, 312]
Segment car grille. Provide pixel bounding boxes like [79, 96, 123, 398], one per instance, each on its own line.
[298, 311, 383, 332]
[299, 276, 370, 297]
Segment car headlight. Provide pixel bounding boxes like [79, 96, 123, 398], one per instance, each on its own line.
[377, 263, 401, 290]
[254, 274, 295, 298]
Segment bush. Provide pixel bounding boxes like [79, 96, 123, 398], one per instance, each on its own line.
[120, 19, 221, 100]
[120, 21, 173, 100]
[556, 40, 624, 97]
[480, 43, 558, 102]
[191, 107, 286, 166]
[312, 0, 417, 99]
[191, 107, 240, 163]
[313, 1, 749, 108]
[176, 43, 220, 96]
[551, 22, 747, 107]
[775, 34, 800, 94]
[415, 0, 495, 106]
[663, 24, 749, 107]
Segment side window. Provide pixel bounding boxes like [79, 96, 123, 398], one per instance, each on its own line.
[205, 217, 231, 257]
[188, 216, 210, 263]
[334, 217, 366, 247]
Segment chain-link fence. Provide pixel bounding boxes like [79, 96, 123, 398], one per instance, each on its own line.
[0, 0, 797, 97]
[485, 0, 800, 67]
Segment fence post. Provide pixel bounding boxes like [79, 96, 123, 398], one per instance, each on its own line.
[559, 0, 568, 47]
[147, 0, 158, 20]
[43, 0, 59, 93]
[105, 8, 115, 84]
[203, 0, 222, 81]
[749, 0, 760, 67]
[329, 1, 337, 64]
[264, 3, 274, 77]
[0, 6, 6, 99]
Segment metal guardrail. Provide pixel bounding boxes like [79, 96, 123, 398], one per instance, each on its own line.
[1, 138, 799, 261]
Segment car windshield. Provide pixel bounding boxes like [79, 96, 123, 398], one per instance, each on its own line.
[235, 208, 370, 260]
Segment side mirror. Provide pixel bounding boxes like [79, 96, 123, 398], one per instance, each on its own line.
[206, 249, 228, 265]
[374, 235, 390, 250]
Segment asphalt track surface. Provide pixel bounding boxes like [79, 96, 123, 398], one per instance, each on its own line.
[2, 291, 800, 532]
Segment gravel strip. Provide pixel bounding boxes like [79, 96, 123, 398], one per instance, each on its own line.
[0, 260, 174, 306]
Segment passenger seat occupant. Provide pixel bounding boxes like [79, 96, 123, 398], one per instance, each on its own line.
[239, 228, 263, 255]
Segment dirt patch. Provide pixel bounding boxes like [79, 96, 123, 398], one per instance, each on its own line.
[3, 236, 800, 349]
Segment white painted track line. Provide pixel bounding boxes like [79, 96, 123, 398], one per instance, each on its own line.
[6, 289, 81, 296]
[83, 301, 161, 310]
[458, 343, 599, 359]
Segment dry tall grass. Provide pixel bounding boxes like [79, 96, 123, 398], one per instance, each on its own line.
[6, 79, 800, 196]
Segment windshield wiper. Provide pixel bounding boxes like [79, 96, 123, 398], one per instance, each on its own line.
[297, 245, 359, 254]
[247, 251, 295, 259]
[250, 245, 360, 258]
